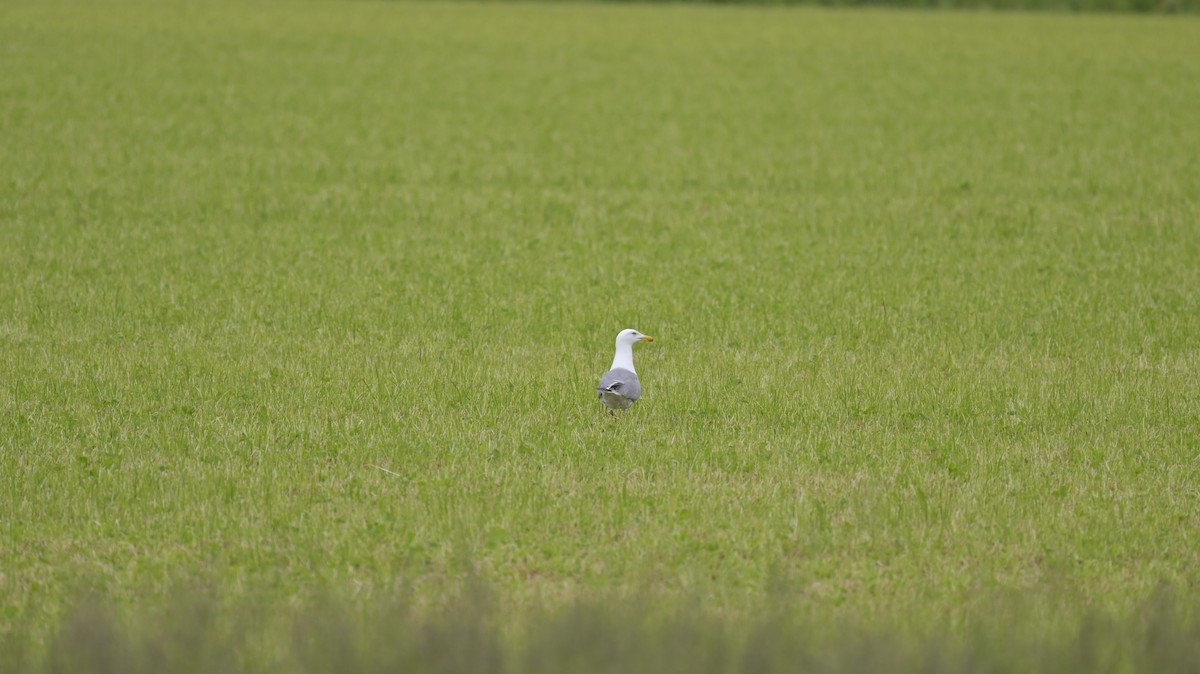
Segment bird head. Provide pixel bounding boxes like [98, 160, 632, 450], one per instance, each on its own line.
[616, 329, 654, 346]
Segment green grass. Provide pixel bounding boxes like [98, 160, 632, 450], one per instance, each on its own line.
[2, 0, 1200, 669]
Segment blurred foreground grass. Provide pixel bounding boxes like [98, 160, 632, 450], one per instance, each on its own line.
[5, 585, 1199, 674]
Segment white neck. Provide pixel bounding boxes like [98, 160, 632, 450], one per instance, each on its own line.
[611, 341, 636, 373]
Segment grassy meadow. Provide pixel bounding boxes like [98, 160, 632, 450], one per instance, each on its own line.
[2, 0, 1200, 670]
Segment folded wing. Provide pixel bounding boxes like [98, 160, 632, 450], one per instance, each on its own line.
[597, 367, 642, 402]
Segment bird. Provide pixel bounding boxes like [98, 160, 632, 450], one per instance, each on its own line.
[596, 328, 654, 413]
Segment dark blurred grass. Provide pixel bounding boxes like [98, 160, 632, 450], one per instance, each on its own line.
[8, 585, 1200, 674]
[595, 0, 1197, 12]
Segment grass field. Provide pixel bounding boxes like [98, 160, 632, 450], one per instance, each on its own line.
[2, 0, 1200, 670]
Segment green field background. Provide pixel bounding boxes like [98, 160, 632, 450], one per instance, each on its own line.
[2, 0, 1199, 669]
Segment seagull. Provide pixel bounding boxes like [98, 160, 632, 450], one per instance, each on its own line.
[597, 328, 654, 413]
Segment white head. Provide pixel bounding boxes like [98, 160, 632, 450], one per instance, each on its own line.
[610, 328, 654, 373]
[616, 328, 654, 347]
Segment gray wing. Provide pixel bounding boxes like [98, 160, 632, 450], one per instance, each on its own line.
[597, 368, 641, 401]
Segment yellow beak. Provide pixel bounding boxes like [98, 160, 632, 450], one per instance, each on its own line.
[641, 335, 654, 342]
